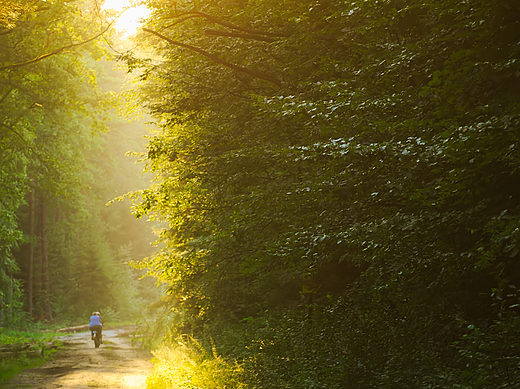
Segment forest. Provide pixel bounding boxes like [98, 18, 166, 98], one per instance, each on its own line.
[0, 0, 157, 325]
[1, 0, 520, 388]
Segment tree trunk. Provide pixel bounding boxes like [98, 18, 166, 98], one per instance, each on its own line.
[0, 295, 3, 326]
[27, 186, 35, 315]
[0, 266, 13, 326]
[39, 195, 52, 322]
[4, 277, 13, 324]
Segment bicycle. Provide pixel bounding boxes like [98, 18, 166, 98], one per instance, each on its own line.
[92, 329, 101, 348]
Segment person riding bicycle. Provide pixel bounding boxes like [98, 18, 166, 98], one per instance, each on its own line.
[89, 311, 103, 343]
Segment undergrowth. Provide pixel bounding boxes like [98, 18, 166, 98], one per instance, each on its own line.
[0, 351, 58, 383]
[146, 338, 246, 389]
[0, 327, 58, 383]
[0, 327, 54, 345]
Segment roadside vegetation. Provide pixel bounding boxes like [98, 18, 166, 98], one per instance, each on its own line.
[0, 327, 59, 383]
[146, 338, 245, 389]
[128, 0, 520, 387]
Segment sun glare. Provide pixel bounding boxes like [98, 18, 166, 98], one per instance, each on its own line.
[102, 0, 151, 38]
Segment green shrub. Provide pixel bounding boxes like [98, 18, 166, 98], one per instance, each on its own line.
[0, 328, 58, 383]
[146, 338, 246, 389]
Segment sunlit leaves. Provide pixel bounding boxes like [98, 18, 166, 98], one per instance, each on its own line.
[131, 0, 520, 386]
[0, 0, 131, 323]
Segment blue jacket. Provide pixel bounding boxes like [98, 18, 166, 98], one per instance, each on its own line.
[89, 315, 102, 327]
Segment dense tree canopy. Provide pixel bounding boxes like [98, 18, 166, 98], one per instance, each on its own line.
[126, 0, 520, 387]
[0, 0, 156, 325]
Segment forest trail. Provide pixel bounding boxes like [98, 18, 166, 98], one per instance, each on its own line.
[0, 328, 152, 389]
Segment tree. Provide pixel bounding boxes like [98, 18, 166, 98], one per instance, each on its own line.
[0, 0, 35, 28]
[128, 0, 520, 387]
[1, 0, 158, 325]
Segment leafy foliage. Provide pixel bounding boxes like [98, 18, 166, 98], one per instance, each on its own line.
[128, 0, 520, 387]
[0, 0, 157, 326]
[0, 327, 57, 383]
[147, 338, 245, 389]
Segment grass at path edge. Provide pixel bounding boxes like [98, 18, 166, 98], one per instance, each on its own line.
[0, 328, 60, 383]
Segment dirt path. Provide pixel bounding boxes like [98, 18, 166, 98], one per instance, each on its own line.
[0, 328, 153, 389]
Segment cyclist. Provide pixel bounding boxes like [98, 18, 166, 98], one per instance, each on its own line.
[89, 311, 103, 343]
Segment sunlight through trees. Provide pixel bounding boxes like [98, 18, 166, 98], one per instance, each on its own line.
[1, 0, 520, 388]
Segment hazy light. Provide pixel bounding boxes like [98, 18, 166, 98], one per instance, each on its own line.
[102, 0, 151, 38]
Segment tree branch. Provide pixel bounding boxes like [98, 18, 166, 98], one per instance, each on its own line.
[0, 80, 45, 104]
[0, 24, 112, 71]
[142, 28, 282, 87]
[0, 121, 27, 144]
[163, 11, 289, 38]
[0, 29, 15, 37]
[0, 88, 13, 106]
[161, 12, 336, 44]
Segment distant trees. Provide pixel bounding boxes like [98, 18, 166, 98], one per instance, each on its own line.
[0, 0, 156, 326]
[129, 0, 520, 387]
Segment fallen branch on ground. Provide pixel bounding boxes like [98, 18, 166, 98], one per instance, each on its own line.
[57, 324, 89, 333]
